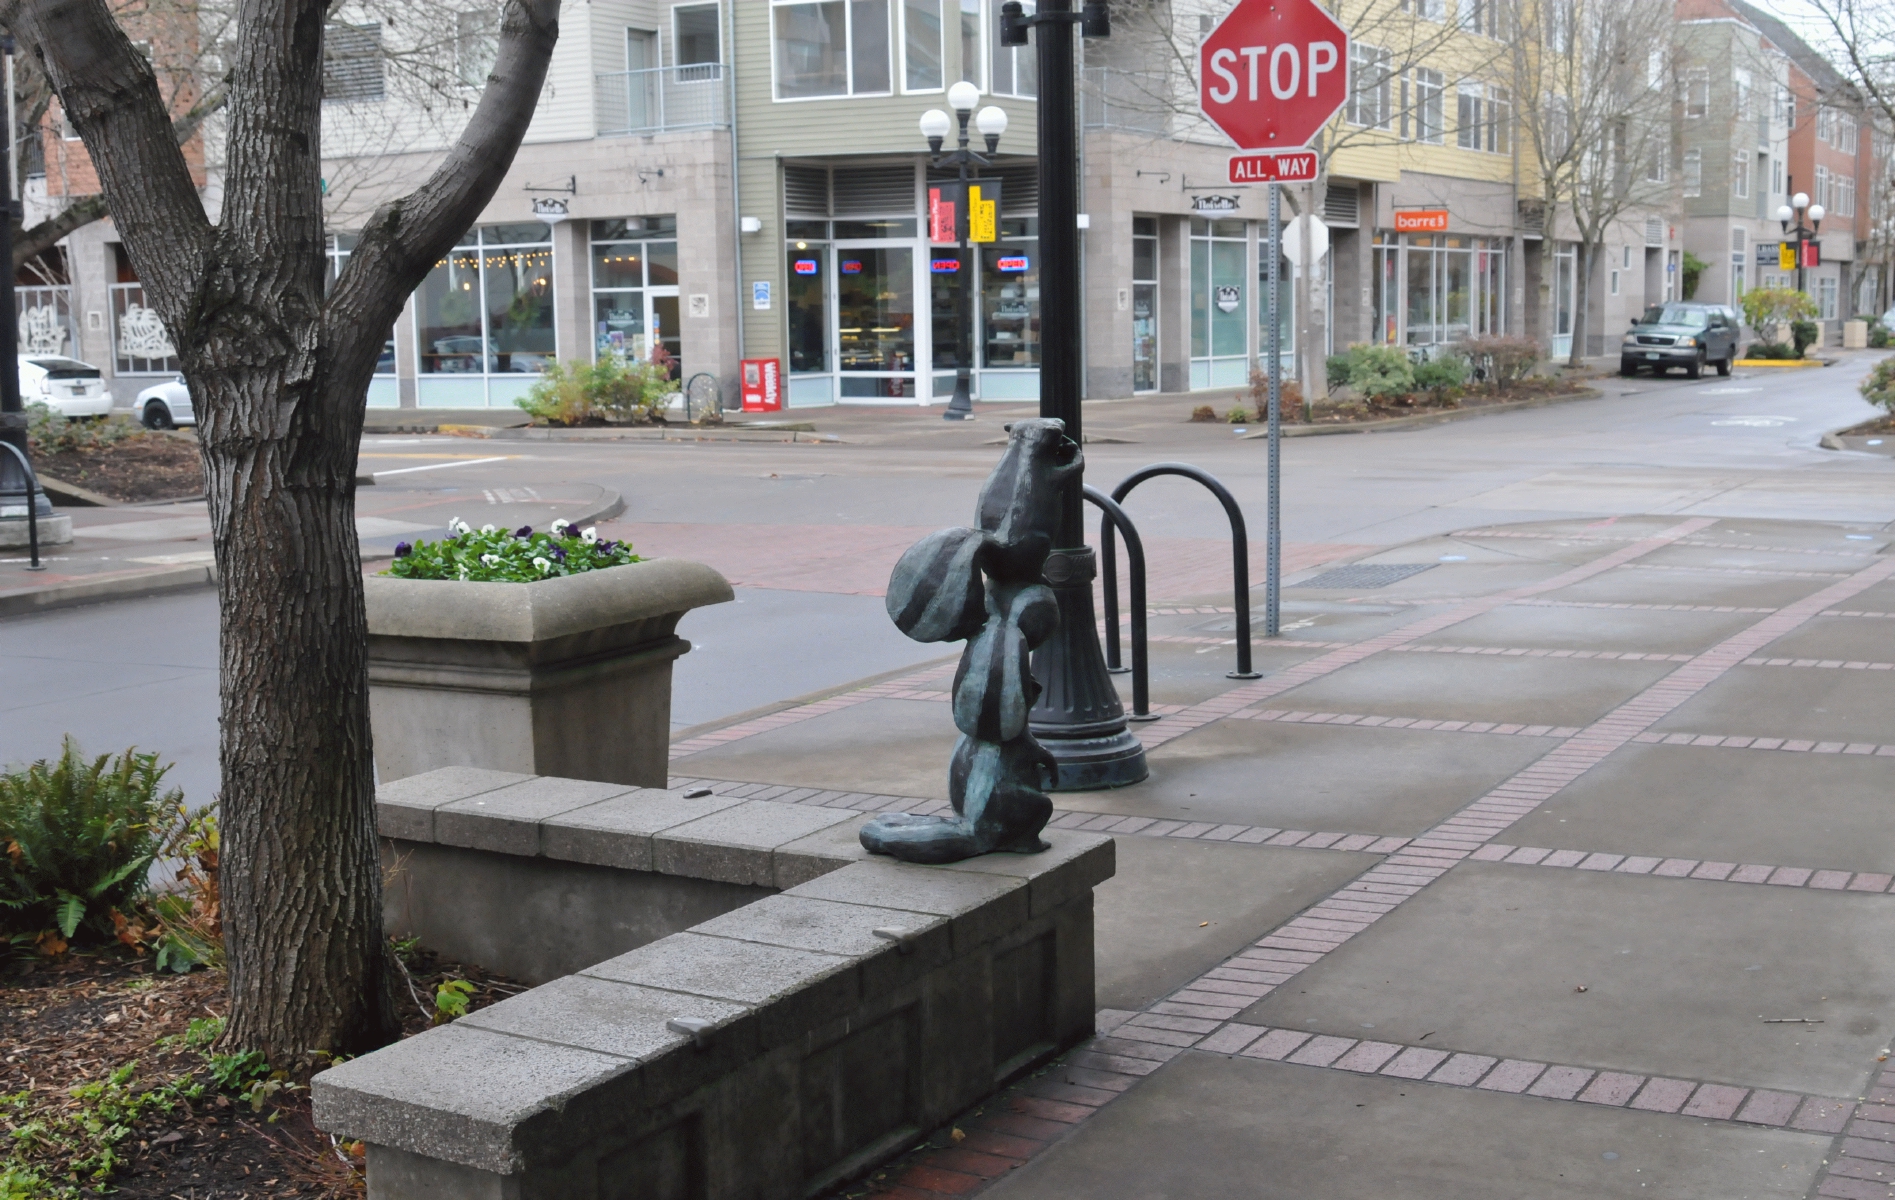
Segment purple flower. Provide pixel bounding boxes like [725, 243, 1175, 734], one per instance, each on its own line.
[597, 540, 617, 554]
[394, 541, 412, 558]
[551, 545, 567, 561]
[514, 525, 533, 538]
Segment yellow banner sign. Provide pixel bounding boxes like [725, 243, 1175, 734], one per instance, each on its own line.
[1779, 244, 1796, 271]
[969, 184, 998, 244]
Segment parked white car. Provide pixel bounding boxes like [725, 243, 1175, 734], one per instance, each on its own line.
[135, 375, 195, 429]
[20, 356, 111, 419]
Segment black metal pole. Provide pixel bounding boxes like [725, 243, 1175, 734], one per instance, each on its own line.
[945, 111, 976, 421]
[0, 38, 45, 526]
[1024, 0, 1147, 789]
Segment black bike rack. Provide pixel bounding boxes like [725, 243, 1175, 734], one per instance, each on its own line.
[0, 440, 47, 571]
[1098, 462, 1259, 687]
[1083, 485, 1152, 720]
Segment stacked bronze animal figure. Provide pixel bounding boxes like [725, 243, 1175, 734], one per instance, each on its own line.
[862, 418, 1081, 863]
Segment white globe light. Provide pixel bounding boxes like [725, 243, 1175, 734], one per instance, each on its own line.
[1775, 204, 1793, 223]
[975, 105, 1009, 137]
[1808, 203, 1825, 223]
[919, 108, 953, 140]
[947, 80, 982, 112]
[1792, 191, 1810, 210]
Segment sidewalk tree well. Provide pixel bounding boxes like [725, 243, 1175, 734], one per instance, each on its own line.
[2, 0, 559, 1061]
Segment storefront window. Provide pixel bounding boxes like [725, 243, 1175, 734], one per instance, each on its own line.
[1190, 217, 1248, 389]
[1378, 232, 1507, 350]
[982, 217, 1038, 371]
[110, 244, 179, 376]
[419, 225, 555, 377]
[836, 245, 915, 397]
[1132, 216, 1158, 393]
[590, 216, 680, 367]
[1553, 243, 1576, 358]
[1258, 240, 1293, 375]
[326, 234, 398, 406]
[788, 240, 830, 375]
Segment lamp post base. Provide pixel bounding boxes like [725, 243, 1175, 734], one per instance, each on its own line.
[1030, 546, 1149, 791]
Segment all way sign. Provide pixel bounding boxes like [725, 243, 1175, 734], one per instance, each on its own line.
[1229, 151, 1318, 183]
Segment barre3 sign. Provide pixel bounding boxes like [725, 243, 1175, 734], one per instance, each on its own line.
[1200, 0, 1349, 151]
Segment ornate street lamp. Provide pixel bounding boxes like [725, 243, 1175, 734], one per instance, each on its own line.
[1776, 188, 1825, 295]
[998, 0, 1147, 790]
[920, 82, 1007, 422]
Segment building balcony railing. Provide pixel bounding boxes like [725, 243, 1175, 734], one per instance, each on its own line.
[596, 64, 727, 137]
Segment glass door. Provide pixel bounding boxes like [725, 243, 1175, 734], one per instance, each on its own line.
[835, 243, 918, 400]
[1132, 216, 1158, 392]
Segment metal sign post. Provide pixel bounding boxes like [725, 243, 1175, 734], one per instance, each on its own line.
[1265, 184, 1281, 638]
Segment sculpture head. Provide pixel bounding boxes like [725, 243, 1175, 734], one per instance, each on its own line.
[976, 418, 1082, 560]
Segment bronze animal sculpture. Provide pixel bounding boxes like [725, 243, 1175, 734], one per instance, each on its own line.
[862, 418, 1082, 863]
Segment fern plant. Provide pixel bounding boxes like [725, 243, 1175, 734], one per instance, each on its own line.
[0, 739, 178, 945]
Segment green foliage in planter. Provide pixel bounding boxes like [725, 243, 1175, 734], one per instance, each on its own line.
[0, 739, 177, 945]
[1791, 320, 1819, 355]
[1336, 344, 1416, 400]
[25, 402, 145, 457]
[1680, 251, 1708, 300]
[516, 347, 676, 425]
[1861, 358, 1895, 415]
[1872, 321, 1891, 350]
[1745, 342, 1800, 360]
[1325, 353, 1352, 389]
[382, 519, 641, 582]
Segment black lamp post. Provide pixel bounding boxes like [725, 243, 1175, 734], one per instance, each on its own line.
[921, 83, 1008, 422]
[0, 36, 42, 526]
[1776, 187, 1825, 296]
[1000, 0, 1146, 790]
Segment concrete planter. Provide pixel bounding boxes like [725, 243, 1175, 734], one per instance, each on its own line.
[365, 559, 733, 788]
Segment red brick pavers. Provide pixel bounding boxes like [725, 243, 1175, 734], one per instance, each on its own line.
[668, 661, 958, 760]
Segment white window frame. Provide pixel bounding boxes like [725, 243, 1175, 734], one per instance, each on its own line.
[1347, 43, 1393, 129]
[1410, 68, 1444, 144]
[1683, 69, 1707, 119]
[770, 0, 894, 101]
[957, 0, 983, 88]
[991, 0, 1035, 97]
[1682, 148, 1702, 198]
[899, 0, 945, 93]
[1732, 151, 1748, 199]
[671, 3, 722, 68]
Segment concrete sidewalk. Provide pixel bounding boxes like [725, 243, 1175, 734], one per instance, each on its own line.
[657, 511, 1895, 1199]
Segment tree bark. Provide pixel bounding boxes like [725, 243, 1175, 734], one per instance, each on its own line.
[9, 0, 560, 1061]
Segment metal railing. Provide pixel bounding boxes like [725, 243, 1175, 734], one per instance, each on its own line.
[596, 64, 728, 137]
[0, 441, 47, 570]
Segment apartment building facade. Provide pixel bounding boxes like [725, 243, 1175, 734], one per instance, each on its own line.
[34, 0, 1879, 417]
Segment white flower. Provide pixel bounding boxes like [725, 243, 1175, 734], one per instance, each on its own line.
[533, 556, 553, 573]
[481, 553, 500, 567]
[481, 524, 498, 534]
[551, 518, 571, 533]
[448, 517, 469, 535]
[582, 528, 599, 544]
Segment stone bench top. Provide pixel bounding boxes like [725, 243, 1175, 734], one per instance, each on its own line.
[321, 767, 1114, 1174]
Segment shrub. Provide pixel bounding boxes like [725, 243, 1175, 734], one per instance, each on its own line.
[1872, 322, 1892, 350]
[1680, 251, 1709, 300]
[0, 740, 178, 950]
[1246, 368, 1304, 415]
[25, 402, 144, 457]
[1414, 355, 1469, 398]
[383, 518, 640, 582]
[1225, 405, 1250, 423]
[1862, 358, 1895, 414]
[516, 346, 676, 425]
[1739, 287, 1817, 341]
[1336, 344, 1415, 401]
[1188, 404, 1217, 422]
[1325, 354, 1352, 389]
[1457, 335, 1541, 385]
[1791, 320, 1819, 355]
[1745, 342, 1799, 360]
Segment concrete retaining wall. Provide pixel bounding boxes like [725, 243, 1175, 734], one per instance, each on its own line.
[317, 767, 1114, 1199]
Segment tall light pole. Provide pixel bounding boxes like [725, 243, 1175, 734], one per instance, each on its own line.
[999, 0, 1146, 790]
[1776, 187, 1824, 296]
[921, 83, 1007, 422]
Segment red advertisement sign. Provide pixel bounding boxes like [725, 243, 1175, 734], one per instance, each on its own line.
[740, 357, 780, 412]
[1394, 209, 1450, 232]
[1228, 151, 1319, 183]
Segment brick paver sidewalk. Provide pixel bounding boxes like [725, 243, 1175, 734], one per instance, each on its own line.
[662, 512, 1895, 1199]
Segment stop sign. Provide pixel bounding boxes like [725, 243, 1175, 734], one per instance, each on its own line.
[1200, 0, 1350, 151]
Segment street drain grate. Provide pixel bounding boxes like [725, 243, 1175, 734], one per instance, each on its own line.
[1291, 563, 1437, 589]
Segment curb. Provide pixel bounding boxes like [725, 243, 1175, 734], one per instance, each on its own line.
[36, 475, 116, 507]
[0, 563, 215, 619]
[0, 489, 627, 618]
[1733, 359, 1827, 368]
[466, 425, 843, 444]
[1242, 387, 1604, 439]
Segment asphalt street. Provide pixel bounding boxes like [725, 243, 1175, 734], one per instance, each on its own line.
[3, 358, 1889, 809]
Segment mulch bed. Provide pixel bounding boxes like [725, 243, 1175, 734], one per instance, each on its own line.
[1836, 414, 1895, 437]
[0, 946, 523, 1197]
[35, 435, 205, 504]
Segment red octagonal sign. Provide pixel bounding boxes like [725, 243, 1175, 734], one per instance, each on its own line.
[1200, 0, 1350, 151]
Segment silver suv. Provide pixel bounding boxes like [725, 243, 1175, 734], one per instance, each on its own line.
[1620, 303, 1739, 379]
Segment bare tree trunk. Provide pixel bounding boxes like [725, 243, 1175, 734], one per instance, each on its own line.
[9, 0, 560, 1062]
[1568, 240, 1596, 368]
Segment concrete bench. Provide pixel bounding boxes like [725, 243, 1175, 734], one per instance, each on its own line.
[313, 767, 1114, 1199]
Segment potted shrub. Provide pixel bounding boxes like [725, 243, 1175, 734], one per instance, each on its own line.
[364, 520, 732, 788]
